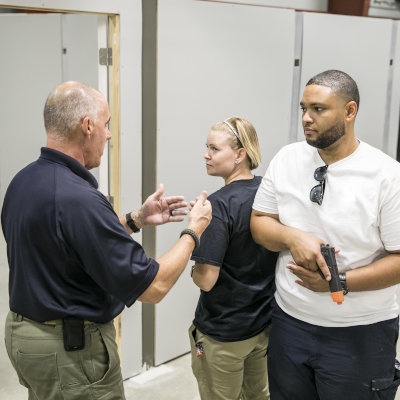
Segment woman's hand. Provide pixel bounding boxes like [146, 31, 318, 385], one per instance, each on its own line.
[188, 191, 212, 238]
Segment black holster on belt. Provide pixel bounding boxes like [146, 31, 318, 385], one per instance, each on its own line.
[62, 317, 85, 352]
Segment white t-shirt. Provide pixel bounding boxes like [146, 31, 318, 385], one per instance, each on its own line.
[253, 140, 400, 327]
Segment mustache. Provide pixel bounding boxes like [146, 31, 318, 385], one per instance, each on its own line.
[304, 126, 316, 131]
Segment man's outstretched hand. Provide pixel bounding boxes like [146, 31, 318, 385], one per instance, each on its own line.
[137, 183, 188, 227]
[121, 184, 188, 232]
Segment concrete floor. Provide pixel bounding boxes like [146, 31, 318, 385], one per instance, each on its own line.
[0, 232, 400, 400]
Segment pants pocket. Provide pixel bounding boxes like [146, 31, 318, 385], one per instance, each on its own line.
[376, 319, 399, 349]
[86, 328, 110, 385]
[189, 324, 211, 400]
[371, 368, 400, 400]
[189, 324, 197, 346]
[189, 324, 200, 376]
[17, 351, 62, 400]
[63, 325, 123, 400]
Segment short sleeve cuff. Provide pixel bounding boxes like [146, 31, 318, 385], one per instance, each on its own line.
[124, 258, 159, 308]
[252, 203, 279, 215]
[190, 256, 222, 268]
[384, 245, 400, 252]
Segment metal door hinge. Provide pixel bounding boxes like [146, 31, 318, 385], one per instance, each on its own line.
[99, 48, 113, 66]
[106, 195, 114, 209]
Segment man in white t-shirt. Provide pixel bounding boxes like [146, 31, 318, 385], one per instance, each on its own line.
[251, 70, 400, 399]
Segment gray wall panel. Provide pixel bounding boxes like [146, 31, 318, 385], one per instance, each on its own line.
[64, 14, 100, 181]
[201, 0, 328, 12]
[155, 0, 295, 366]
[388, 21, 400, 160]
[0, 14, 63, 208]
[65, 14, 99, 89]
[299, 13, 393, 150]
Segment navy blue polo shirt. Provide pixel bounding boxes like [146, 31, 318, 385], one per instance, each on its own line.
[1, 148, 159, 323]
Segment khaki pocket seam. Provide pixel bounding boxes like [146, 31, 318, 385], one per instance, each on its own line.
[87, 327, 113, 387]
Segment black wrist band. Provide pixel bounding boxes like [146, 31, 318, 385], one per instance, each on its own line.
[126, 213, 140, 233]
[180, 229, 200, 249]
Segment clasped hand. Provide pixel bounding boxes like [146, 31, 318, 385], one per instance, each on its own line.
[286, 262, 330, 292]
[286, 230, 340, 292]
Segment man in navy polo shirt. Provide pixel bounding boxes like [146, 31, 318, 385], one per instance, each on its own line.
[1, 81, 211, 400]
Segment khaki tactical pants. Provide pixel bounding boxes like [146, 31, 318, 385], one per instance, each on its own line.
[189, 323, 270, 400]
[5, 311, 125, 400]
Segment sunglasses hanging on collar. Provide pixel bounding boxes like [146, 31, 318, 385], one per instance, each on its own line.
[310, 165, 328, 205]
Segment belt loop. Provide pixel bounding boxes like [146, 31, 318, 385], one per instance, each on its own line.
[15, 314, 23, 322]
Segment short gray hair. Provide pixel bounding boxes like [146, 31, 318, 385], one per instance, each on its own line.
[306, 70, 360, 113]
[43, 82, 103, 141]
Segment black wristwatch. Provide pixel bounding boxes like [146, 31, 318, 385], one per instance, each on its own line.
[126, 213, 140, 233]
[339, 272, 348, 295]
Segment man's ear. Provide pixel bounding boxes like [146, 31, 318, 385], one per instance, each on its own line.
[345, 101, 357, 122]
[81, 117, 92, 138]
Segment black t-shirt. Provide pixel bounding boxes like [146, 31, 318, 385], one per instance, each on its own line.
[1, 148, 159, 323]
[191, 176, 278, 342]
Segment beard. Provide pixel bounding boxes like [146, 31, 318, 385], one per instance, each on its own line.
[305, 118, 346, 149]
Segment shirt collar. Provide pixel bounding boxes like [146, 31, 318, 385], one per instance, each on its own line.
[39, 147, 99, 189]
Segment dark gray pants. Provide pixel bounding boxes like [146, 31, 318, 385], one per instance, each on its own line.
[268, 300, 400, 400]
[5, 311, 125, 400]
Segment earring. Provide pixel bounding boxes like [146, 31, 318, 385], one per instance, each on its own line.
[235, 161, 239, 165]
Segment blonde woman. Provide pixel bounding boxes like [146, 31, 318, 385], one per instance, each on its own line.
[189, 117, 278, 400]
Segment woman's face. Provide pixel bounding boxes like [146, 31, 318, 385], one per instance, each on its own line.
[204, 130, 237, 178]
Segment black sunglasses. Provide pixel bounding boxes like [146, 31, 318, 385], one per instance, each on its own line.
[310, 165, 328, 205]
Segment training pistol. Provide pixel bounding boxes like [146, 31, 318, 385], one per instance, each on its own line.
[319, 244, 344, 305]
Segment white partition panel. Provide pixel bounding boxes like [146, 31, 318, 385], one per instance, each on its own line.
[298, 13, 393, 150]
[155, 0, 295, 365]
